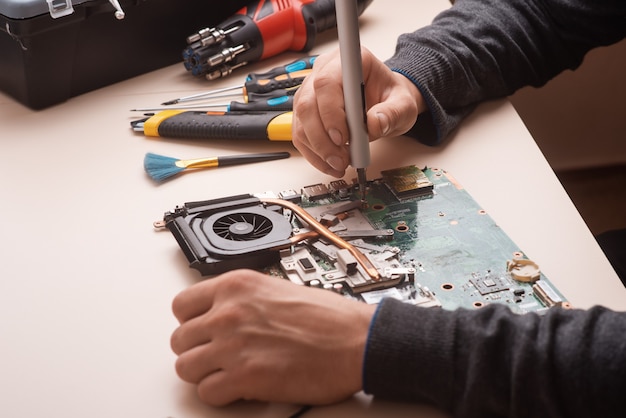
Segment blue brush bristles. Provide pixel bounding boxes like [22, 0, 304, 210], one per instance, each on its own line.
[144, 152, 185, 182]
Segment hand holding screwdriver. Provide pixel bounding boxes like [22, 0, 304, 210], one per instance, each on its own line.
[291, 48, 426, 178]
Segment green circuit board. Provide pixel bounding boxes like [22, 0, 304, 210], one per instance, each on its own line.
[163, 165, 569, 315]
[267, 166, 569, 314]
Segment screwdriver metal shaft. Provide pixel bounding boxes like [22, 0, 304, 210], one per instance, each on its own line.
[161, 85, 243, 105]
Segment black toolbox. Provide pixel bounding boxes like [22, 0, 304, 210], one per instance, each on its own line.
[0, 0, 249, 109]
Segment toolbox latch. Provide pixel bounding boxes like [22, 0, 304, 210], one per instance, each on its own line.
[46, 0, 74, 19]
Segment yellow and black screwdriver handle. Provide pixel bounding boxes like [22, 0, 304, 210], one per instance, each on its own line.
[133, 110, 293, 141]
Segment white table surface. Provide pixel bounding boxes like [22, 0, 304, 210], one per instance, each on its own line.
[2, 1, 625, 417]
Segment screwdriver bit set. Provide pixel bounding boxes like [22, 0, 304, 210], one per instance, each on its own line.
[181, 0, 372, 80]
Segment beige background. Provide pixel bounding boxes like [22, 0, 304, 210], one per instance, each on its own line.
[511, 39, 626, 235]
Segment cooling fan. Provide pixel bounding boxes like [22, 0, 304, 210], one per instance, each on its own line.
[162, 194, 294, 275]
[211, 210, 275, 241]
[196, 206, 292, 253]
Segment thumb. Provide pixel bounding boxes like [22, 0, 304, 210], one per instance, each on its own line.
[367, 100, 419, 140]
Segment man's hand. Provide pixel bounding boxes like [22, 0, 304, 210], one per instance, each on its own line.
[170, 269, 376, 406]
[292, 47, 425, 178]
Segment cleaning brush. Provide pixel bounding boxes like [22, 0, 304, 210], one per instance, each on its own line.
[144, 151, 290, 182]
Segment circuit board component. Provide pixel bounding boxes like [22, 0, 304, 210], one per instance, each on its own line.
[381, 165, 434, 200]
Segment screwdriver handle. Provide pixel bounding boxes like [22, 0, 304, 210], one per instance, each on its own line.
[142, 110, 293, 141]
[246, 56, 317, 81]
[336, 0, 370, 171]
[246, 87, 300, 102]
[243, 68, 311, 94]
[229, 95, 294, 112]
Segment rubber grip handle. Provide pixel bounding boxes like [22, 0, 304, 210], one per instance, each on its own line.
[247, 56, 317, 80]
[153, 111, 290, 140]
[229, 95, 293, 112]
[246, 87, 300, 102]
[244, 69, 311, 94]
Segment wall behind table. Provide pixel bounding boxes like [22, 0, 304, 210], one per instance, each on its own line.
[510, 38, 626, 171]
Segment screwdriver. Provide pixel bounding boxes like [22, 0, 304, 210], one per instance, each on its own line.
[162, 69, 310, 105]
[162, 56, 315, 105]
[336, 0, 370, 203]
[132, 95, 294, 113]
[131, 110, 293, 141]
[246, 87, 300, 102]
[134, 87, 300, 112]
[169, 84, 302, 106]
[245, 55, 317, 82]
[230, 95, 293, 111]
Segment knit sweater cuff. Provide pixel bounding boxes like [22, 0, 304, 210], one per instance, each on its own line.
[362, 298, 456, 406]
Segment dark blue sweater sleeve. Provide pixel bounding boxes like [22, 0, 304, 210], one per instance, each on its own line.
[384, 0, 626, 144]
[363, 299, 626, 417]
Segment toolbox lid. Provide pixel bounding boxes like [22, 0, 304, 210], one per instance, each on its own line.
[0, 0, 92, 19]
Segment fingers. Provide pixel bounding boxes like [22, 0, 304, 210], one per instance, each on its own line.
[171, 271, 264, 393]
[171, 280, 216, 324]
[293, 51, 350, 177]
[196, 370, 241, 406]
[367, 91, 419, 140]
[170, 268, 376, 406]
[361, 53, 422, 139]
[170, 312, 212, 355]
[171, 283, 256, 356]
[171, 269, 257, 324]
[176, 345, 244, 407]
[292, 47, 423, 176]
[174, 342, 219, 383]
[292, 114, 349, 177]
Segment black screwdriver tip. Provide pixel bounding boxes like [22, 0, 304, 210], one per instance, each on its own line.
[161, 99, 179, 106]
